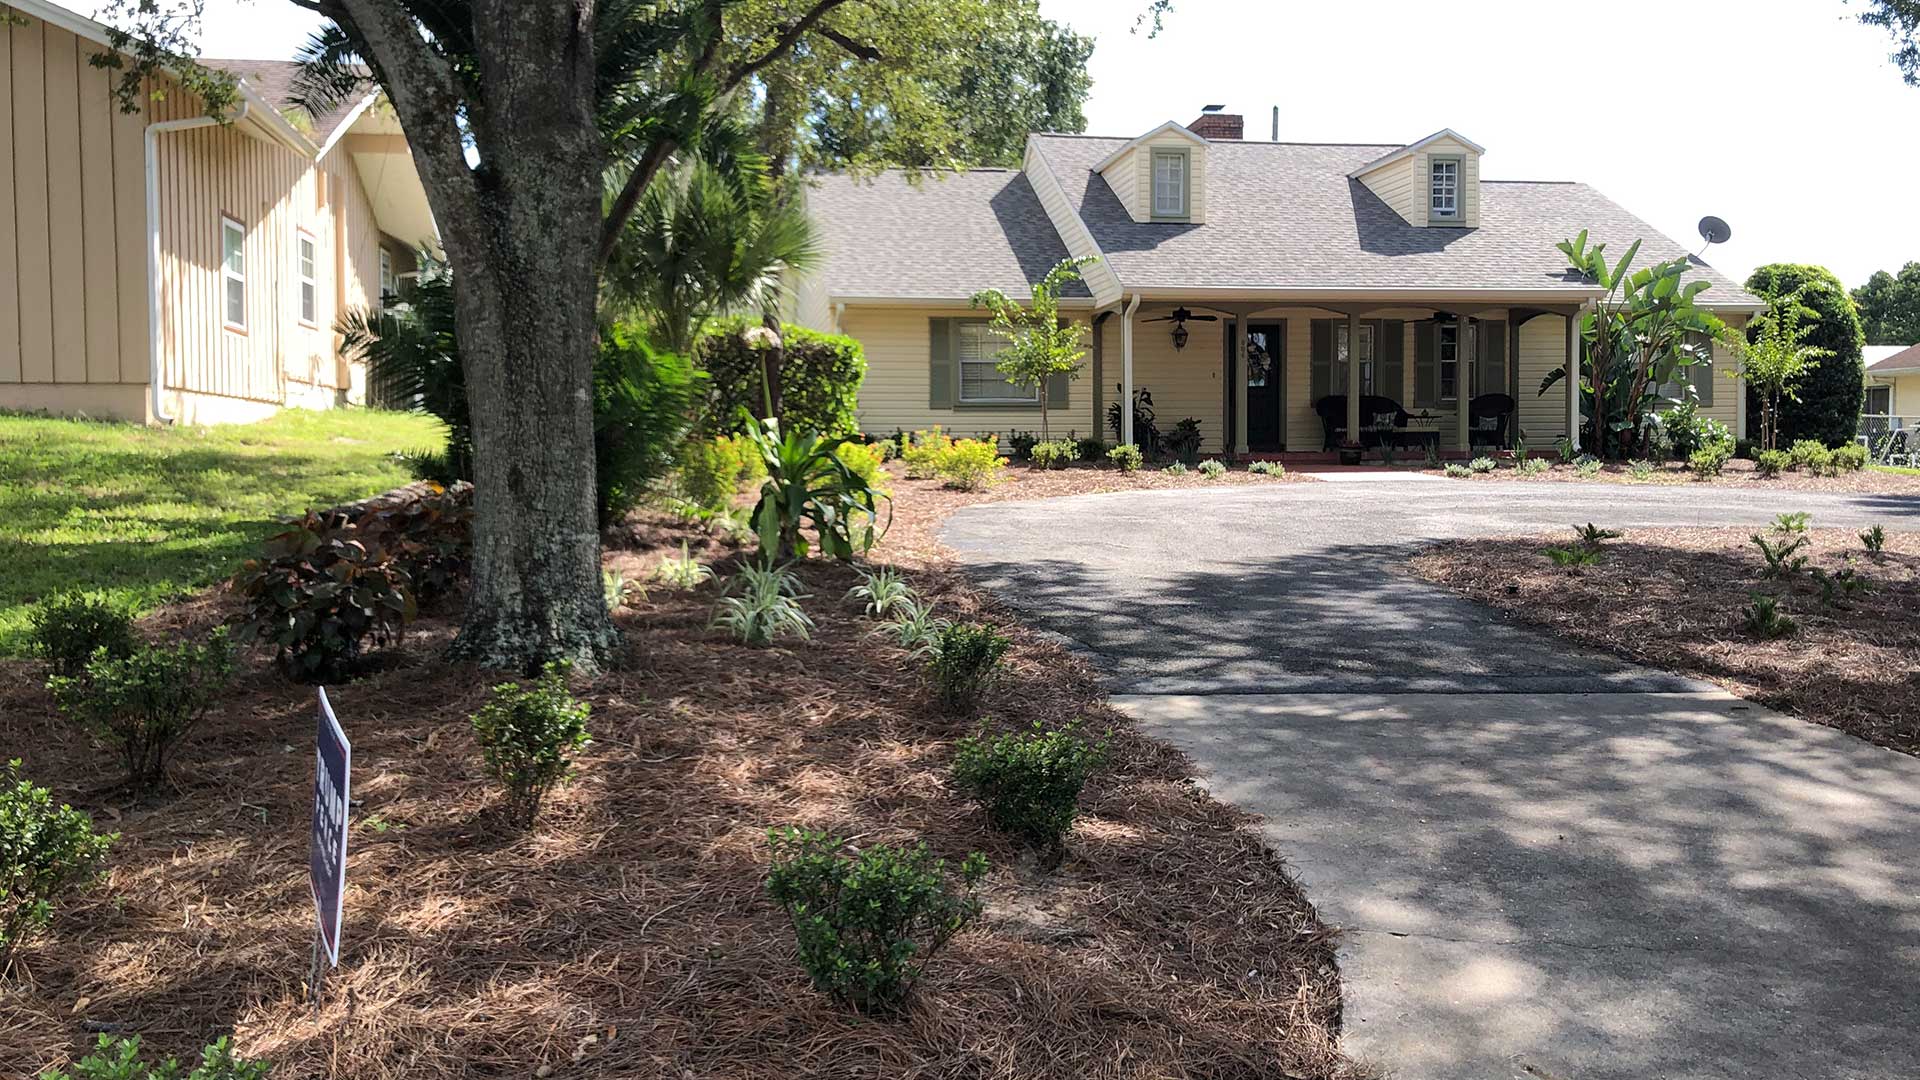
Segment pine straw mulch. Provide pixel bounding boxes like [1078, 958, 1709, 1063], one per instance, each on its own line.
[1409, 527, 1920, 754]
[1420, 456, 1920, 493]
[3, 506, 1361, 1079]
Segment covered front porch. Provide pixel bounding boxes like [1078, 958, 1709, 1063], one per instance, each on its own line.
[1090, 294, 1594, 460]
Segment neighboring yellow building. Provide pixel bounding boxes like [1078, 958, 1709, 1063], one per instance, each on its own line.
[1864, 344, 1920, 431]
[795, 111, 1762, 457]
[0, 0, 437, 424]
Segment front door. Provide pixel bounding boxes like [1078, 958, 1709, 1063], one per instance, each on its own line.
[1245, 322, 1285, 450]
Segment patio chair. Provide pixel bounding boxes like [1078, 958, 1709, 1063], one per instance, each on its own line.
[1468, 394, 1516, 450]
[1315, 395, 1410, 450]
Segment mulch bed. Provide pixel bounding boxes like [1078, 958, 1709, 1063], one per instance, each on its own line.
[1410, 526, 1920, 754]
[1422, 457, 1920, 493]
[3, 479, 1359, 1078]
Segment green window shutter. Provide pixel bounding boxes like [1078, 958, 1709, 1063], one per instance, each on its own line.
[929, 318, 954, 409]
[1046, 316, 1071, 409]
[1478, 320, 1507, 400]
[1690, 332, 1714, 407]
[1310, 320, 1332, 403]
[1376, 320, 1405, 403]
[1415, 321, 1438, 407]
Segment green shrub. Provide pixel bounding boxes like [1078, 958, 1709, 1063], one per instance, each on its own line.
[2, 761, 115, 977]
[1740, 593, 1796, 639]
[1574, 455, 1603, 477]
[932, 437, 1007, 491]
[1467, 456, 1497, 474]
[846, 566, 913, 619]
[695, 319, 866, 439]
[834, 441, 893, 495]
[1787, 439, 1829, 471]
[353, 483, 474, 601]
[1196, 459, 1228, 479]
[1689, 444, 1731, 478]
[594, 324, 701, 530]
[1162, 418, 1204, 466]
[1004, 430, 1038, 460]
[672, 435, 753, 517]
[926, 622, 1011, 713]
[951, 721, 1106, 860]
[471, 661, 591, 829]
[39, 1034, 269, 1080]
[1751, 532, 1810, 579]
[1246, 459, 1287, 477]
[1573, 523, 1623, 548]
[1772, 511, 1812, 534]
[1106, 444, 1144, 472]
[1831, 443, 1868, 473]
[1517, 457, 1550, 476]
[48, 633, 233, 793]
[1543, 545, 1600, 568]
[1074, 435, 1108, 461]
[899, 428, 952, 479]
[1755, 449, 1791, 478]
[764, 828, 987, 1012]
[29, 594, 136, 679]
[1813, 567, 1871, 609]
[1442, 463, 1472, 478]
[1556, 437, 1577, 464]
[1028, 439, 1079, 470]
[1627, 459, 1654, 480]
[1162, 461, 1190, 475]
[1861, 524, 1887, 554]
[712, 561, 814, 646]
[654, 540, 715, 589]
[231, 511, 415, 683]
[742, 416, 890, 561]
[1743, 264, 1864, 449]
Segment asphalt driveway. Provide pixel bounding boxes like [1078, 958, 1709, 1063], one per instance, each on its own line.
[942, 476, 1920, 1080]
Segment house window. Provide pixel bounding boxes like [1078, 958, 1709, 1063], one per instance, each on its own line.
[1430, 157, 1460, 222]
[1336, 323, 1376, 395]
[957, 321, 1034, 404]
[296, 229, 318, 327]
[1151, 149, 1188, 219]
[379, 249, 396, 308]
[1865, 385, 1891, 418]
[220, 216, 246, 331]
[1438, 323, 1459, 401]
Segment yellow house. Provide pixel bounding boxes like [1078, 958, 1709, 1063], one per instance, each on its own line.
[1864, 344, 1920, 435]
[0, 0, 437, 424]
[794, 110, 1764, 458]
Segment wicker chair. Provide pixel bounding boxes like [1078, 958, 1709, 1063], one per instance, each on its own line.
[1315, 395, 1411, 450]
[1467, 394, 1516, 450]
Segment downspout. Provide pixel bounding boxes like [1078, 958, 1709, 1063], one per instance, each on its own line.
[833, 301, 846, 335]
[1120, 294, 1143, 447]
[147, 101, 249, 423]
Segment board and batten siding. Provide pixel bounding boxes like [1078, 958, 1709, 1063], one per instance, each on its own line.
[839, 306, 1096, 441]
[1515, 313, 1570, 445]
[0, 10, 151, 412]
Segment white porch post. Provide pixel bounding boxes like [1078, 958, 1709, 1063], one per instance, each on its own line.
[1565, 307, 1581, 452]
[1456, 318, 1472, 454]
[1121, 294, 1142, 447]
[1234, 319, 1250, 456]
[1345, 313, 1362, 442]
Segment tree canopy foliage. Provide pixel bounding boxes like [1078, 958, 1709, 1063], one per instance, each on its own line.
[1857, 0, 1920, 85]
[1851, 261, 1920, 345]
[1743, 264, 1865, 448]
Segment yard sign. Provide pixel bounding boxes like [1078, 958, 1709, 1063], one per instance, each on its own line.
[309, 687, 351, 967]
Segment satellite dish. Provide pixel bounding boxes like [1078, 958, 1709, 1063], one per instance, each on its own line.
[1698, 216, 1732, 246]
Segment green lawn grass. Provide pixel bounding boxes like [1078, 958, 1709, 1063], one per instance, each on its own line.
[1873, 464, 1920, 476]
[0, 408, 444, 655]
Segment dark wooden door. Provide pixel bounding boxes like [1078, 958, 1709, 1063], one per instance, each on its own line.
[1245, 322, 1284, 450]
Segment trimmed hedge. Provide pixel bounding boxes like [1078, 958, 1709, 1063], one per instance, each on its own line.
[1743, 264, 1865, 449]
[695, 318, 865, 438]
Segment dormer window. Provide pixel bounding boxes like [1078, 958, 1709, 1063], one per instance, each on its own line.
[1429, 156, 1460, 223]
[1152, 149, 1189, 220]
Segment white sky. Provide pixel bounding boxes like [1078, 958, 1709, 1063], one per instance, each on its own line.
[181, 0, 1920, 289]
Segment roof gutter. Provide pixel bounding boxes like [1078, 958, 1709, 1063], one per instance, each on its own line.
[147, 100, 248, 424]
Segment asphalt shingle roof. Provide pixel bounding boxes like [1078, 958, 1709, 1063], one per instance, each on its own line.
[803, 168, 1088, 301]
[203, 59, 372, 146]
[1867, 342, 1920, 374]
[1027, 134, 1759, 305]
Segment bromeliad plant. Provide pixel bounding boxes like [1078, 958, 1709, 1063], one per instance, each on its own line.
[1542, 231, 1726, 459]
[741, 413, 890, 561]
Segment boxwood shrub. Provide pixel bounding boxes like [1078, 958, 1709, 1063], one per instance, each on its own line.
[695, 319, 866, 439]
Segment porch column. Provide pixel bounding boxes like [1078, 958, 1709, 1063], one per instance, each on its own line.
[1456, 317, 1472, 453]
[1345, 312, 1362, 442]
[1234, 320, 1250, 456]
[1121, 294, 1141, 447]
[1565, 308, 1581, 451]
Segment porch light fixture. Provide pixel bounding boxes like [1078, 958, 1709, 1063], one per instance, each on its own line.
[1171, 321, 1189, 351]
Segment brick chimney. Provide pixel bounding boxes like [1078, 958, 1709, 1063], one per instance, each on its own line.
[1189, 106, 1243, 141]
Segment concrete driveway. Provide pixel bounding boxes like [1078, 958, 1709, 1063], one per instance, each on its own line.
[942, 477, 1920, 1080]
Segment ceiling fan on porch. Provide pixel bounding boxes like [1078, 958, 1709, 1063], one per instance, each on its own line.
[1142, 306, 1217, 351]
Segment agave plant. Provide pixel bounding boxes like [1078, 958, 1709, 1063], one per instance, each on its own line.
[846, 565, 914, 618]
[711, 560, 813, 646]
[741, 413, 890, 561]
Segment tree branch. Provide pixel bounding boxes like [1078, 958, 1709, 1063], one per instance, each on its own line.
[814, 26, 881, 62]
[332, 0, 479, 230]
[724, 0, 853, 92]
[598, 137, 678, 268]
